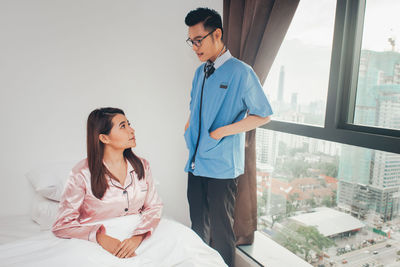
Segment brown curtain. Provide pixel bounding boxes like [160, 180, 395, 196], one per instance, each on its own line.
[223, 0, 299, 245]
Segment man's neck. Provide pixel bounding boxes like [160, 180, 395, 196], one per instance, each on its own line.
[209, 43, 225, 63]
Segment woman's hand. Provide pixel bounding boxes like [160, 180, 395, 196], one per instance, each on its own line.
[114, 234, 146, 258]
[97, 232, 121, 255]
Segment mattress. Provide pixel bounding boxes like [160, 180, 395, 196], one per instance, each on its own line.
[0, 215, 41, 245]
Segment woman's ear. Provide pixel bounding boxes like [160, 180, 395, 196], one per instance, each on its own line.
[99, 134, 110, 144]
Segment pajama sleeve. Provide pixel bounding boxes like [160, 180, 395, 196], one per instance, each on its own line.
[52, 172, 104, 243]
[132, 159, 163, 240]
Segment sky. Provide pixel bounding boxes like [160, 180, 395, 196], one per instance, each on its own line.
[362, 0, 400, 51]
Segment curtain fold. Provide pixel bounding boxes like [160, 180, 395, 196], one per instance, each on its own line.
[223, 0, 299, 245]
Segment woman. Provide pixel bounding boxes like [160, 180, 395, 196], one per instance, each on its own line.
[0, 107, 226, 266]
[52, 107, 162, 258]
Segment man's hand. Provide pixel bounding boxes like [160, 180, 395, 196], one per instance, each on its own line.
[210, 115, 271, 140]
[97, 232, 121, 255]
[185, 117, 190, 132]
[114, 234, 146, 258]
[210, 127, 226, 140]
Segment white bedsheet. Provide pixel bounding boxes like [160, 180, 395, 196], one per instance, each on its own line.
[0, 215, 227, 267]
[0, 215, 41, 245]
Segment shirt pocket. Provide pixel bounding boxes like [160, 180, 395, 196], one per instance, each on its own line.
[202, 134, 235, 162]
[203, 81, 229, 122]
[137, 180, 148, 192]
[204, 133, 223, 152]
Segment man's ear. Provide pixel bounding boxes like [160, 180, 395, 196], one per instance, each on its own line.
[214, 28, 223, 41]
[99, 134, 110, 144]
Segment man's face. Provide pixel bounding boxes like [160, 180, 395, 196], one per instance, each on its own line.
[188, 23, 218, 62]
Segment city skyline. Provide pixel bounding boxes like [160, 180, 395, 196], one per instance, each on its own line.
[263, 0, 400, 107]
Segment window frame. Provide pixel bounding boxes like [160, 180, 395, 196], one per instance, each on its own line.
[261, 0, 400, 154]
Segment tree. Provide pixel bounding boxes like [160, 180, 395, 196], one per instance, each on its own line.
[296, 225, 335, 262]
[331, 190, 337, 207]
[283, 158, 309, 178]
[306, 197, 317, 208]
[274, 223, 335, 262]
[316, 160, 339, 178]
[286, 193, 300, 216]
[286, 200, 296, 217]
[271, 214, 283, 228]
[322, 195, 333, 207]
[274, 225, 304, 256]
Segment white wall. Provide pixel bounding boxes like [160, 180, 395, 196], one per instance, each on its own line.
[0, 0, 222, 225]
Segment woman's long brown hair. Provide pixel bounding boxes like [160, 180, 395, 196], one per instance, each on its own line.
[87, 107, 144, 199]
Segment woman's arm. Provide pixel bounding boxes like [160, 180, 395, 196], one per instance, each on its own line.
[52, 172, 104, 243]
[131, 159, 163, 239]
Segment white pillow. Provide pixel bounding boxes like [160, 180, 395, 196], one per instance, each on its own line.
[26, 161, 76, 201]
[31, 194, 60, 230]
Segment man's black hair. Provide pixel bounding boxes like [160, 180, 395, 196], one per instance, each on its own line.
[185, 7, 223, 39]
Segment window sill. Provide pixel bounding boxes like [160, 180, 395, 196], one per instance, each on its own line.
[237, 231, 313, 267]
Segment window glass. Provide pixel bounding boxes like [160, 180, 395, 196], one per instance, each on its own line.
[353, 0, 400, 131]
[263, 0, 336, 126]
[256, 128, 400, 265]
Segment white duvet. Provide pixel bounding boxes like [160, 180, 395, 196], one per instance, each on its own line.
[0, 215, 226, 267]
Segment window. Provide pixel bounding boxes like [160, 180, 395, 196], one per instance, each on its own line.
[257, 0, 400, 265]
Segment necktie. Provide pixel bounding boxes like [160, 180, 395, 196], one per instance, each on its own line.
[204, 61, 215, 78]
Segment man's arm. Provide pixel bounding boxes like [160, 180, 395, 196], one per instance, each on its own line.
[210, 115, 271, 140]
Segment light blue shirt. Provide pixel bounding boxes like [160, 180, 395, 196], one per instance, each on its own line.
[184, 51, 273, 179]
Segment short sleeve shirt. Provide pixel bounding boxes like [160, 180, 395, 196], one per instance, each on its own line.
[184, 51, 273, 178]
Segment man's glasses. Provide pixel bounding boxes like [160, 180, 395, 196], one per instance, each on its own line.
[186, 29, 216, 48]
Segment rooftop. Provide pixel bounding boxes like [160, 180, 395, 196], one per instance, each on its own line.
[289, 207, 365, 237]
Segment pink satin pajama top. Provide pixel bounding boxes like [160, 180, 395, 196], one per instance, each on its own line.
[52, 157, 162, 243]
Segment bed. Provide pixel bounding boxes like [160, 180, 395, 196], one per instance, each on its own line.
[0, 162, 227, 267]
[0, 215, 41, 245]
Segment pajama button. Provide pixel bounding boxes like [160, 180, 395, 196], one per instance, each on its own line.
[123, 190, 127, 194]
[125, 208, 128, 212]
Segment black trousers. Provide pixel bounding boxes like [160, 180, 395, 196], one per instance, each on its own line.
[187, 172, 238, 267]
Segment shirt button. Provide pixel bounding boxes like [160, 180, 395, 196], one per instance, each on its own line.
[123, 190, 127, 194]
[125, 208, 128, 212]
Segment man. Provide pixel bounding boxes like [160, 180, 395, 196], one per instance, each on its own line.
[184, 8, 272, 266]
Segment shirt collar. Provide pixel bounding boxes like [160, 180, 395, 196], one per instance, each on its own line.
[103, 159, 134, 172]
[103, 159, 135, 182]
[213, 49, 232, 70]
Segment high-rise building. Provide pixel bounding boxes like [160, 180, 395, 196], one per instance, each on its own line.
[338, 49, 400, 221]
[338, 181, 400, 221]
[256, 129, 278, 168]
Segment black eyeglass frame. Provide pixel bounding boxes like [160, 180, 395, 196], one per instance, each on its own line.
[186, 29, 217, 48]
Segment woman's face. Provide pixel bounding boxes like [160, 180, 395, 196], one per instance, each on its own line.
[101, 114, 136, 149]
